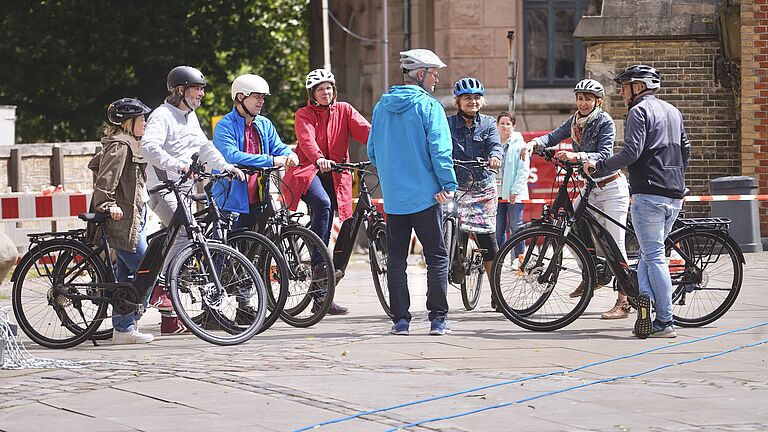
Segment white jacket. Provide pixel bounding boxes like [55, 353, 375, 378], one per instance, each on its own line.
[142, 101, 230, 189]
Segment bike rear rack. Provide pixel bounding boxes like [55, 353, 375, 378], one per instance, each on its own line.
[677, 217, 731, 230]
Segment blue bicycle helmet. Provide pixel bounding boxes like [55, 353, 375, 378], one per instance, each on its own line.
[453, 77, 485, 97]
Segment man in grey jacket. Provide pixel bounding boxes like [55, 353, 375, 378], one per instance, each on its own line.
[584, 64, 690, 339]
[141, 65, 243, 334]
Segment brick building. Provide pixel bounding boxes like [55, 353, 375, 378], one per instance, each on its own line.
[311, 0, 767, 245]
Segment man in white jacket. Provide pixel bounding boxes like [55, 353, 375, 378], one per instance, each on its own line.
[142, 65, 243, 335]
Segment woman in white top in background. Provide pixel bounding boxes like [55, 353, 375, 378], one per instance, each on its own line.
[497, 112, 530, 266]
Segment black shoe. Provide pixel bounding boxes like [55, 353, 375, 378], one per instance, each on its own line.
[633, 294, 653, 339]
[235, 305, 257, 325]
[311, 300, 350, 315]
[311, 264, 344, 283]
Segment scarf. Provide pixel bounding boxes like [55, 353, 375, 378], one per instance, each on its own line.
[570, 106, 601, 147]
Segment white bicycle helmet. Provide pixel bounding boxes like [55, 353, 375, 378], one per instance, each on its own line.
[573, 79, 605, 99]
[231, 74, 270, 100]
[305, 69, 335, 90]
[399, 49, 447, 71]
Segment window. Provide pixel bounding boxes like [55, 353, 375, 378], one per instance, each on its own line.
[524, 0, 586, 87]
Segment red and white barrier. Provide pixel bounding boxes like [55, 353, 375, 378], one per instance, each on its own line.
[0, 189, 92, 221]
[497, 195, 768, 204]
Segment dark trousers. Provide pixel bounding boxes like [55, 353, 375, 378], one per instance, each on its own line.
[302, 174, 337, 267]
[387, 204, 449, 323]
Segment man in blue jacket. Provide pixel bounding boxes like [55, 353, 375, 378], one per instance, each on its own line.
[368, 49, 458, 336]
[584, 64, 691, 339]
[213, 73, 298, 229]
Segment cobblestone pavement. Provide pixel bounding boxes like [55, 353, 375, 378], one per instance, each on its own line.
[1, 252, 767, 431]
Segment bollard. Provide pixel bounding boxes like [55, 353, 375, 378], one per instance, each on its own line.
[709, 176, 762, 253]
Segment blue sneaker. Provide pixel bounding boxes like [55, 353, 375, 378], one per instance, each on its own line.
[429, 319, 451, 336]
[390, 319, 409, 335]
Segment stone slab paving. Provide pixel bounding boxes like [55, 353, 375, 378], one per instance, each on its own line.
[0, 252, 767, 431]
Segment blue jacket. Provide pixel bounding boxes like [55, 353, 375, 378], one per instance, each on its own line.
[598, 93, 690, 198]
[367, 85, 458, 215]
[534, 110, 616, 179]
[447, 113, 503, 189]
[212, 108, 294, 213]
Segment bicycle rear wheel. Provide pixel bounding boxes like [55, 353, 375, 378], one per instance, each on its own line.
[272, 225, 336, 328]
[12, 240, 111, 349]
[491, 227, 595, 331]
[460, 235, 483, 311]
[168, 242, 267, 345]
[368, 222, 392, 317]
[668, 230, 743, 327]
[228, 231, 289, 334]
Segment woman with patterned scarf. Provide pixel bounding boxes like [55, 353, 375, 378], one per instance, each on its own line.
[523, 79, 632, 320]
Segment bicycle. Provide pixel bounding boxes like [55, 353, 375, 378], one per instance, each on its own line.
[491, 149, 744, 331]
[327, 161, 389, 316]
[222, 166, 337, 328]
[11, 154, 269, 347]
[191, 166, 290, 335]
[441, 158, 494, 311]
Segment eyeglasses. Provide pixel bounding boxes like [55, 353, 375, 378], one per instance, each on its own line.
[425, 70, 439, 80]
[249, 93, 267, 101]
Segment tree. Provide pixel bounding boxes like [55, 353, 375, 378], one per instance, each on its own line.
[0, 0, 309, 143]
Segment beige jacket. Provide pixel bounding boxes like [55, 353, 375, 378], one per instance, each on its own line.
[87, 131, 147, 252]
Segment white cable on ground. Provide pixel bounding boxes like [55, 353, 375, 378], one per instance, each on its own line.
[0, 306, 127, 370]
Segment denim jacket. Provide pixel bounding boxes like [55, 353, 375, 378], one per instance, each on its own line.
[447, 113, 503, 189]
[533, 110, 617, 179]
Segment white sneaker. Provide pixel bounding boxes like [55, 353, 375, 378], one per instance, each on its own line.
[112, 329, 154, 345]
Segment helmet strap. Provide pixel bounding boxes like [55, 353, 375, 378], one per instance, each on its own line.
[179, 86, 196, 113]
[416, 68, 428, 89]
[236, 95, 258, 118]
[458, 109, 477, 121]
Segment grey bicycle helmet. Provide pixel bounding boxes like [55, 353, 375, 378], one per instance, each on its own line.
[107, 98, 151, 125]
[614, 64, 661, 89]
[167, 66, 206, 91]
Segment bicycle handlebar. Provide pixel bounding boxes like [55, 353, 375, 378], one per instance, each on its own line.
[331, 161, 373, 172]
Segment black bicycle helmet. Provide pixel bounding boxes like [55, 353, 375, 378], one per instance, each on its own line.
[107, 98, 152, 125]
[166, 66, 206, 91]
[614, 64, 661, 89]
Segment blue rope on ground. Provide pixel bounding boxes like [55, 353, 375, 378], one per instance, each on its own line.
[386, 337, 768, 431]
[292, 321, 768, 432]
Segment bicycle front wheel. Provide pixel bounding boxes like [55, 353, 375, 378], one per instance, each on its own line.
[368, 222, 392, 317]
[669, 230, 743, 327]
[491, 227, 595, 331]
[460, 235, 483, 311]
[228, 231, 289, 334]
[168, 242, 267, 346]
[12, 240, 111, 349]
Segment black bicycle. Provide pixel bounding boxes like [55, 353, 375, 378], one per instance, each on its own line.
[441, 159, 493, 311]
[491, 150, 744, 331]
[11, 154, 269, 347]
[328, 161, 389, 316]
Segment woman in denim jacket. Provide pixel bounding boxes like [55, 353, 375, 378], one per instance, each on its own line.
[524, 79, 632, 320]
[447, 78, 503, 307]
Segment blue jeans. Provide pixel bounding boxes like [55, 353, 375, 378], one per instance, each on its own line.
[631, 194, 682, 326]
[387, 204, 449, 323]
[112, 206, 149, 332]
[302, 175, 336, 267]
[496, 202, 525, 257]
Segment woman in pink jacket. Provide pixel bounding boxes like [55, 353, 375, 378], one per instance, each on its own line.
[282, 69, 371, 315]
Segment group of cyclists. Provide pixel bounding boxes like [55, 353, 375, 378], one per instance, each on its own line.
[90, 46, 688, 344]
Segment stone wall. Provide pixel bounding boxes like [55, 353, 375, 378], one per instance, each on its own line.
[0, 142, 99, 192]
[585, 40, 739, 218]
[740, 0, 768, 234]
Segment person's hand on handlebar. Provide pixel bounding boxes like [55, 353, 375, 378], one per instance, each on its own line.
[109, 205, 123, 221]
[488, 156, 502, 170]
[554, 150, 580, 162]
[273, 154, 299, 169]
[178, 163, 198, 180]
[315, 157, 335, 173]
[434, 189, 454, 204]
[224, 164, 245, 181]
[522, 140, 537, 160]
[582, 160, 597, 176]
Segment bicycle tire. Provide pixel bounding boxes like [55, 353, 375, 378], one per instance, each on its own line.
[668, 229, 743, 327]
[167, 242, 267, 346]
[12, 240, 111, 349]
[227, 231, 289, 334]
[460, 235, 483, 311]
[491, 226, 595, 331]
[368, 222, 392, 317]
[271, 225, 336, 328]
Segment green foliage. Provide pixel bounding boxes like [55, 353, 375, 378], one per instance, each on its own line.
[0, 0, 309, 143]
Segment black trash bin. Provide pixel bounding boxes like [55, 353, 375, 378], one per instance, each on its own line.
[709, 176, 762, 253]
